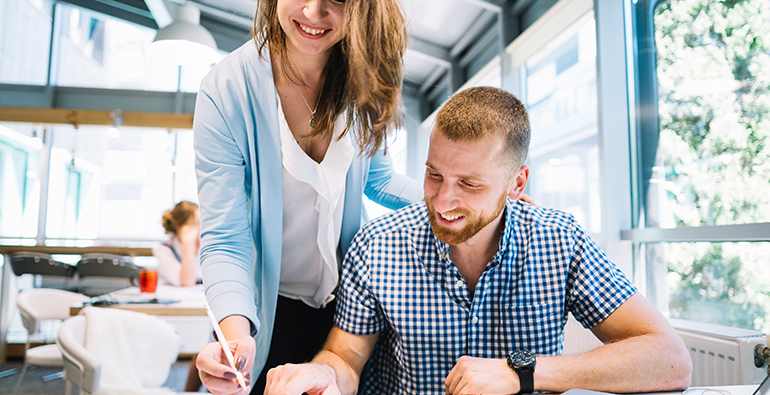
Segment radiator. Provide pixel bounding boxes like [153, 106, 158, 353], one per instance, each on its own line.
[561, 315, 768, 386]
[670, 318, 767, 386]
[563, 313, 603, 355]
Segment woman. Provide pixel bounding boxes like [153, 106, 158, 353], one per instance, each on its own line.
[193, 0, 421, 393]
[152, 201, 202, 287]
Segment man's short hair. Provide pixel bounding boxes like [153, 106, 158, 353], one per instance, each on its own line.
[435, 86, 531, 169]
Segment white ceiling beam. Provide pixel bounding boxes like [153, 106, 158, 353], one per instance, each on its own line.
[158, 0, 253, 29]
[450, 10, 497, 58]
[143, 0, 172, 28]
[512, 0, 537, 14]
[406, 37, 452, 69]
[459, 23, 499, 67]
[455, 0, 502, 13]
[192, 2, 253, 30]
[419, 65, 448, 95]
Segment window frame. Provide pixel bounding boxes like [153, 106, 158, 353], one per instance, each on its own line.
[627, 0, 770, 244]
[625, 0, 770, 322]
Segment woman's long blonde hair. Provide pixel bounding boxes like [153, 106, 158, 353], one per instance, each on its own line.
[253, 0, 406, 157]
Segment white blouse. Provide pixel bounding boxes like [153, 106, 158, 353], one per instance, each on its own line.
[277, 99, 354, 308]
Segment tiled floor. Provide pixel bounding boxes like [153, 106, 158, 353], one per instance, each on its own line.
[0, 356, 205, 394]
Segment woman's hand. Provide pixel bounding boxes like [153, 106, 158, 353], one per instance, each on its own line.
[178, 222, 201, 250]
[518, 193, 536, 206]
[197, 335, 256, 395]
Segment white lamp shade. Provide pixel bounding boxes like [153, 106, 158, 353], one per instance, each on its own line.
[150, 4, 220, 66]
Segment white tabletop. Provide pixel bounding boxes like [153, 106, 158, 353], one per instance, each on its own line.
[70, 284, 206, 316]
[562, 385, 760, 395]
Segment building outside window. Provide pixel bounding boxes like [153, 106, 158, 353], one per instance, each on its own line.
[524, 12, 602, 236]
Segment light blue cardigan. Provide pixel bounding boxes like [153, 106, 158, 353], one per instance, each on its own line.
[193, 41, 423, 378]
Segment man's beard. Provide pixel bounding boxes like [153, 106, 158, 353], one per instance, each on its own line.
[425, 192, 507, 245]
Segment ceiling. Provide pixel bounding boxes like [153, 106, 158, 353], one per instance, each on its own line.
[60, 0, 557, 117]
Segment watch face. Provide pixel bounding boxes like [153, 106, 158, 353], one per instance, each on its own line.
[511, 350, 536, 368]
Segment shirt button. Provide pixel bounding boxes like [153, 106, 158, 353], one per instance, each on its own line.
[471, 316, 479, 324]
[455, 279, 463, 287]
[443, 251, 450, 260]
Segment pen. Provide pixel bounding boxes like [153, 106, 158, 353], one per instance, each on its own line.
[204, 302, 248, 391]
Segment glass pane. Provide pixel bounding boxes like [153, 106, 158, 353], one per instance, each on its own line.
[524, 12, 600, 233]
[179, 50, 228, 93]
[643, 241, 770, 332]
[172, 130, 199, 203]
[363, 129, 410, 220]
[54, 3, 180, 91]
[651, 0, 770, 228]
[45, 125, 195, 240]
[527, 135, 601, 233]
[0, 123, 42, 238]
[0, 0, 53, 85]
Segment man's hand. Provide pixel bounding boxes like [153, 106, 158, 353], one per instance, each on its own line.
[265, 363, 341, 395]
[445, 356, 519, 395]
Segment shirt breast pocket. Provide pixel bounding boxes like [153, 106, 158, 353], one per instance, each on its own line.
[501, 301, 564, 355]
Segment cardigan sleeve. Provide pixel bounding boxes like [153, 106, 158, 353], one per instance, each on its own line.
[194, 78, 260, 333]
[363, 148, 423, 210]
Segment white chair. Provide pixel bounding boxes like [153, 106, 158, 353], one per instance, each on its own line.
[57, 307, 189, 395]
[56, 315, 97, 395]
[13, 288, 89, 394]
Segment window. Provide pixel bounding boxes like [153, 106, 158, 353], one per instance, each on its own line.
[363, 129, 411, 219]
[631, 0, 770, 331]
[54, 3, 179, 91]
[653, 0, 770, 228]
[44, 125, 196, 241]
[0, 0, 53, 85]
[2, 1, 219, 92]
[524, 12, 601, 234]
[636, 241, 770, 333]
[0, 123, 42, 238]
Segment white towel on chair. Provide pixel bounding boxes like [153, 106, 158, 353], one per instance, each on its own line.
[82, 306, 181, 395]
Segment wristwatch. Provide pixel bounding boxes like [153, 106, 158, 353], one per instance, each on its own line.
[507, 350, 536, 394]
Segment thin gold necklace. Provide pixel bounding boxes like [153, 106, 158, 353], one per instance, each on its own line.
[294, 83, 322, 128]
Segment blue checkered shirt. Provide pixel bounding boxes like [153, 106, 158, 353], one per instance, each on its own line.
[334, 199, 637, 394]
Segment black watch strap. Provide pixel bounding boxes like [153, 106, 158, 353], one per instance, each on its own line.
[517, 366, 534, 394]
[508, 350, 536, 394]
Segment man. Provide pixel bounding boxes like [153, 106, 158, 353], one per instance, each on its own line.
[263, 87, 692, 395]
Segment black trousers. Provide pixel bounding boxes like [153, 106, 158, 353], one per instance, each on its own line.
[251, 295, 336, 394]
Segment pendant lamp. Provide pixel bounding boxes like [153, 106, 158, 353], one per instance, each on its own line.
[149, 3, 220, 66]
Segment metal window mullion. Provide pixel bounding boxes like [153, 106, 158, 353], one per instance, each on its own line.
[36, 128, 53, 244]
[621, 223, 770, 243]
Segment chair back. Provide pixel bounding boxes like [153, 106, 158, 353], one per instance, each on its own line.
[75, 254, 139, 278]
[17, 289, 89, 335]
[57, 315, 101, 394]
[9, 252, 76, 277]
[75, 254, 141, 295]
[57, 307, 181, 394]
